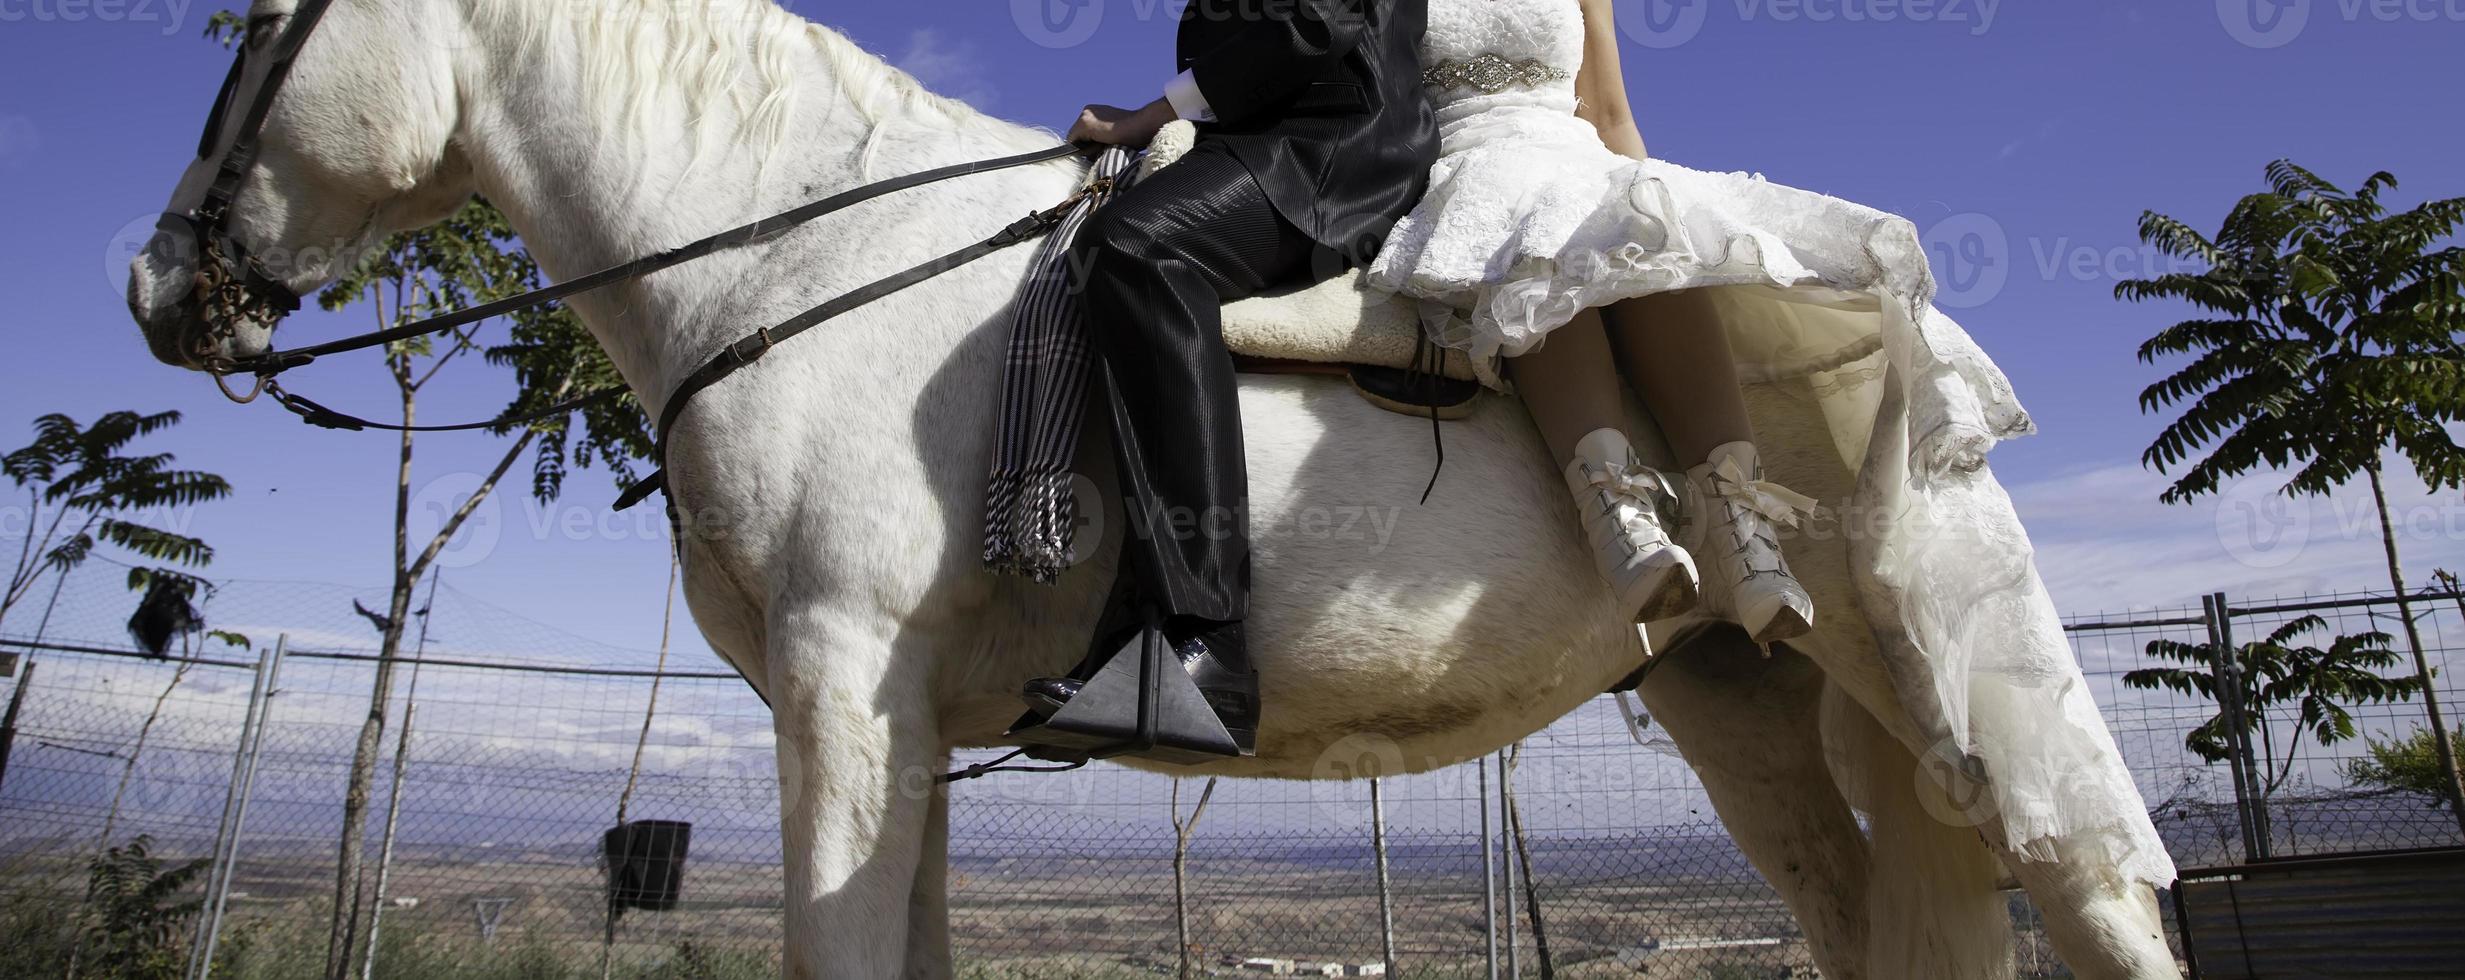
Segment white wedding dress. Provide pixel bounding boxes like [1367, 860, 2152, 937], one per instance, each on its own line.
[1368, 0, 2176, 888]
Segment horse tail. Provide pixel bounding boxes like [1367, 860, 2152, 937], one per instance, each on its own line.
[1823, 681, 2018, 980]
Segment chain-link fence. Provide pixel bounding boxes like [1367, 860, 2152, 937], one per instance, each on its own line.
[3, 566, 2461, 978]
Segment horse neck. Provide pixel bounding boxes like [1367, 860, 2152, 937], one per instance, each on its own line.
[446, 3, 1077, 414]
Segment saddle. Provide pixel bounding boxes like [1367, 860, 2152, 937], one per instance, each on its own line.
[1222, 267, 1493, 418]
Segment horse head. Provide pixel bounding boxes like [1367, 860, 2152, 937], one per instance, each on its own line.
[125, 0, 475, 372]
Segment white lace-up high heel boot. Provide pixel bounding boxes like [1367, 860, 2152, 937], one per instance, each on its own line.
[1561, 429, 1699, 623]
[1684, 441, 1817, 646]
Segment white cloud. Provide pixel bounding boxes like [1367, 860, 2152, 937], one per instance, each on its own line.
[2006, 453, 2465, 618]
[892, 29, 998, 113]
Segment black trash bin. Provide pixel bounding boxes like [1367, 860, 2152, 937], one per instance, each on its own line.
[601, 819, 691, 912]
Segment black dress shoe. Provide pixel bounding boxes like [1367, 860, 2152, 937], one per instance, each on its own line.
[1019, 620, 1258, 754]
[1170, 623, 1259, 750]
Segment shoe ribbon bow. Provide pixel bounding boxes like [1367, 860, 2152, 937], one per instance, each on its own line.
[1710, 457, 1823, 529]
[1587, 458, 1683, 519]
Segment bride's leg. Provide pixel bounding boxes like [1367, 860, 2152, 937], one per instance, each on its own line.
[1604, 290, 1816, 645]
[1601, 290, 1752, 463]
[1507, 308, 1625, 465]
[1508, 310, 1699, 623]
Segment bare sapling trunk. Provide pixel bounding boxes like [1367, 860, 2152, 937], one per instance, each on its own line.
[324, 346, 552, 979]
[1505, 744, 1554, 978]
[1170, 777, 1217, 980]
[2366, 463, 2465, 834]
[98, 658, 197, 850]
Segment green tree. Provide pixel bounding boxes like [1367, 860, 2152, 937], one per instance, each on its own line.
[0, 411, 241, 970]
[2346, 726, 2465, 809]
[2, 411, 229, 641]
[78, 835, 212, 980]
[2118, 159, 2465, 822]
[2128, 615, 2421, 797]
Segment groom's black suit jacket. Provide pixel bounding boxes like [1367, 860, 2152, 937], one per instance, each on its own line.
[1176, 0, 1438, 262]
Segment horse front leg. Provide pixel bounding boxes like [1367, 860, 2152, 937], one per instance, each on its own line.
[903, 771, 954, 979]
[1640, 626, 1873, 979]
[769, 604, 941, 980]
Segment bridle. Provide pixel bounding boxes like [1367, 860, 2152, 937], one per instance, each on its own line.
[170, 0, 1091, 508]
[170, 0, 340, 395]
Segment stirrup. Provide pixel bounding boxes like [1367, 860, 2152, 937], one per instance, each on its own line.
[1005, 626, 1246, 766]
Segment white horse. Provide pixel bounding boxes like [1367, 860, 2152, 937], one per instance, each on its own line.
[127, 1, 2180, 976]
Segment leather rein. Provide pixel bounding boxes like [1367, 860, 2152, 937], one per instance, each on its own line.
[178, 0, 1089, 509]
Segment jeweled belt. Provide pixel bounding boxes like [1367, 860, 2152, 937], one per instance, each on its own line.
[1422, 53, 1571, 93]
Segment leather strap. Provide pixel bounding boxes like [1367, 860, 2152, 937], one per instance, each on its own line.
[228, 144, 1086, 446]
[265, 382, 628, 434]
[229, 143, 1085, 376]
[613, 203, 1079, 511]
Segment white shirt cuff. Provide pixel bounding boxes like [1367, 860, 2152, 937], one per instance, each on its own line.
[1164, 70, 1216, 123]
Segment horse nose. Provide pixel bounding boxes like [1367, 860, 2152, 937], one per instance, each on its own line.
[126, 244, 205, 369]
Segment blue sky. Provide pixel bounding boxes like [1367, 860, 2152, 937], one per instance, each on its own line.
[2, 0, 2463, 671]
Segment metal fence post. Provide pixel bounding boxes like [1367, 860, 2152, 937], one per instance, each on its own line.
[2203, 594, 2258, 863]
[360, 698, 418, 980]
[0, 659, 35, 798]
[1500, 749, 1520, 978]
[2223, 593, 2274, 858]
[2202, 595, 2249, 862]
[189, 634, 287, 980]
[1370, 777, 1395, 977]
[2206, 593, 2271, 862]
[1480, 756, 1497, 980]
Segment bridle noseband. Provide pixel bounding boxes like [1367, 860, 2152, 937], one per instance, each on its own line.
[175, 0, 338, 377]
[168, 0, 1092, 508]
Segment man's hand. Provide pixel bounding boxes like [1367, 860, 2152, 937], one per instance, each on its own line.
[1067, 98, 1179, 148]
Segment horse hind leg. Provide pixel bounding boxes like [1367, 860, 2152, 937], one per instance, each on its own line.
[1639, 625, 1873, 979]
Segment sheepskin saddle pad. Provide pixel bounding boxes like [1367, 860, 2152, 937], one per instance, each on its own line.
[1219, 270, 1484, 389]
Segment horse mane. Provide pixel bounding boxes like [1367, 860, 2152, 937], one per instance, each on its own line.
[467, 0, 1046, 170]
